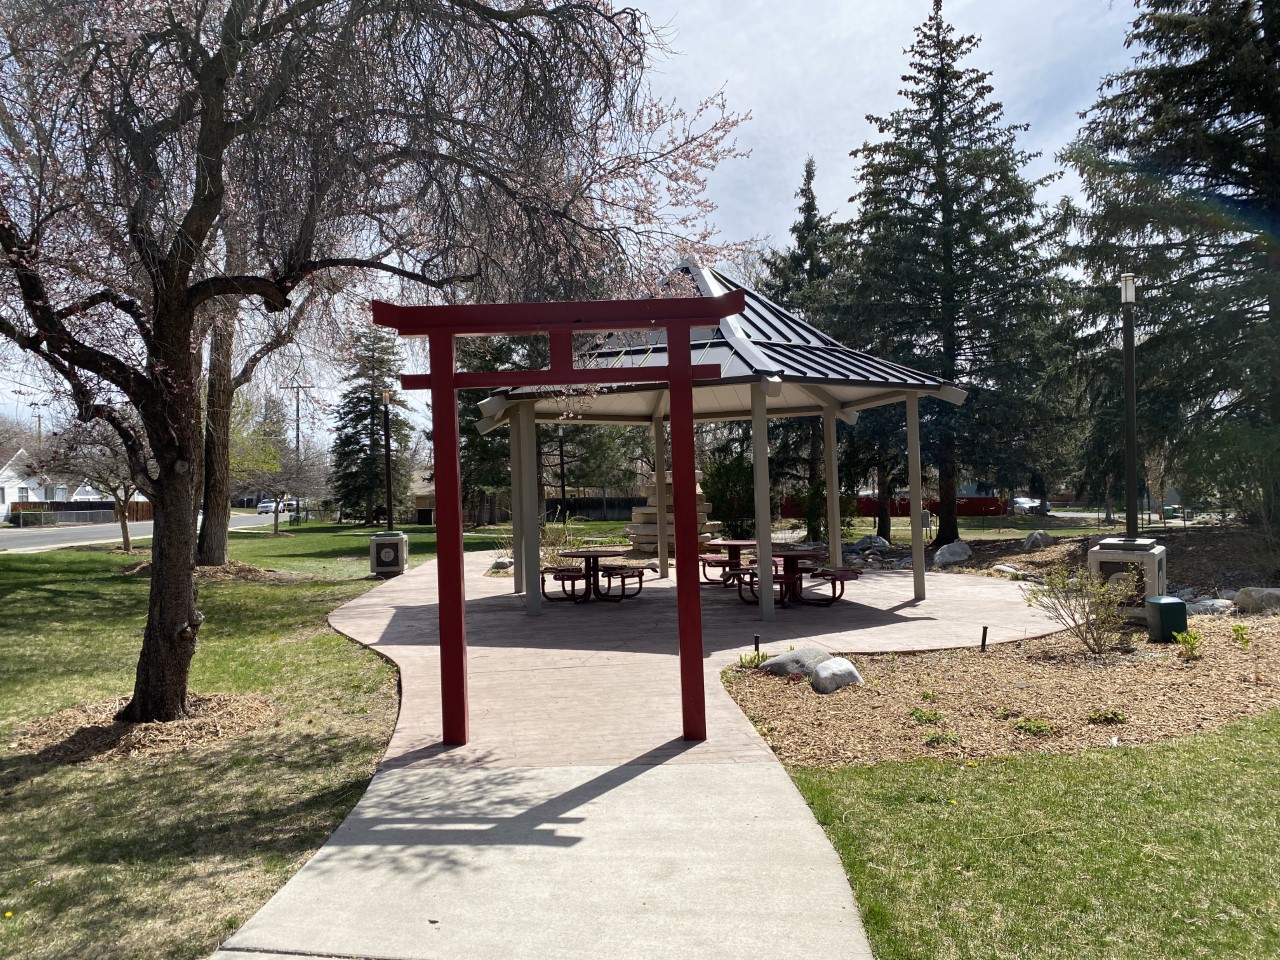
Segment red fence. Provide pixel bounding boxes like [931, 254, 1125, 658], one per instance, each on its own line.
[854, 496, 1007, 517]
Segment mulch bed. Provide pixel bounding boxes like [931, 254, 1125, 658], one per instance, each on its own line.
[123, 557, 307, 584]
[726, 616, 1279, 767]
[13, 694, 276, 765]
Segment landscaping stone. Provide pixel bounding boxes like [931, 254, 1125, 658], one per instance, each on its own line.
[895, 558, 913, 570]
[1220, 588, 1239, 601]
[1234, 587, 1280, 614]
[491, 558, 514, 570]
[853, 534, 891, 551]
[760, 647, 831, 678]
[991, 564, 1020, 575]
[932, 540, 972, 568]
[644, 560, 660, 571]
[811, 657, 863, 694]
[1187, 598, 1234, 616]
[1022, 530, 1054, 551]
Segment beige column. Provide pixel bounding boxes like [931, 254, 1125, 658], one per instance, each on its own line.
[751, 381, 774, 620]
[906, 393, 926, 600]
[652, 415, 670, 579]
[824, 407, 841, 568]
[510, 415, 524, 594]
[517, 403, 542, 615]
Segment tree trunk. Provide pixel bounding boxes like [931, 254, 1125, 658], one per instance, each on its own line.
[935, 432, 960, 546]
[116, 495, 132, 553]
[116, 455, 202, 723]
[197, 315, 234, 565]
[876, 461, 893, 542]
[805, 416, 822, 541]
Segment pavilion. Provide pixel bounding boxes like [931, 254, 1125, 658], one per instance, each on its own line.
[474, 264, 966, 620]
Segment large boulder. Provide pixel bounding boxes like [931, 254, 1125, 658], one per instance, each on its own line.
[932, 540, 972, 568]
[759, 647, 831, 678]
[852, 534, 891, 552]
[1022, 530, 1054, 551]
[811, 657, 864, 694]
[1234, 587, 1280, 615]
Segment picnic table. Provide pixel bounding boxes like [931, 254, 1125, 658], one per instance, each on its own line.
[548, 547, 642, 603]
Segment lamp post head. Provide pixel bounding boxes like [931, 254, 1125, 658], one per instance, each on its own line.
[1119, 273, 1136, 305]
[381, 389, 390, 406]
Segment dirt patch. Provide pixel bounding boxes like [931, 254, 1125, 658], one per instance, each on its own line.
[123, 558, 306, 584]
[726, 615, 1280, 767]
[14, 694, 276, 764]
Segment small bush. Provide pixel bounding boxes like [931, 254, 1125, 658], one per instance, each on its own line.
[921, 690, 939, 703]
[1024, 565, 1137, 654]
[739, 650, 770, 669]
[910, 707, 944, 725]
[1014, 718, 1054, 736]
[993, 706, 1015, 720]
[1174, 629, 1202, 661]
[924, 730, 959, 747]
[1087, 709, 1127, 725]
[1233, 622, 1262, 682]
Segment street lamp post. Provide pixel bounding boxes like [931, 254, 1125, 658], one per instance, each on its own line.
[1120, 273, 1139, 539]
[557, 424, 567, 508]
[381, 389, 394, 532]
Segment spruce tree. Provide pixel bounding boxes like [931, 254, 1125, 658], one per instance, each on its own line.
[330, 327, 414, 525]
[763, 159, 846, 540]
[846, 0, 1059, 545]
[1064, 0, 1280, 533]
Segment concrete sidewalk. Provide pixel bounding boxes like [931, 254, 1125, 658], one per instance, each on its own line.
[210, 552, 874, 960]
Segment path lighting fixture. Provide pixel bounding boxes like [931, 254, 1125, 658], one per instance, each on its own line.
[1119, 273, 1138, 539]
[382, 389, 394, 532]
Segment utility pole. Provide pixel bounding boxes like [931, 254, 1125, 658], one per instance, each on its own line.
[283, 382, 311, 457]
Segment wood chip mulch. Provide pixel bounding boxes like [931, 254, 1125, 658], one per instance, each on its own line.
[123, 558, 306, 584]
[12, 694, 276, 765]
[725, 616, 1280, 768]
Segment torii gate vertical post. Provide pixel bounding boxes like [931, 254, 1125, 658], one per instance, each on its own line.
[428, 331, 469, 744]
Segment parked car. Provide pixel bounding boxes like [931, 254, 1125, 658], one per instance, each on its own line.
[257, 499, 276, 514]
[1012, 497, 1049, 516]
[257, 499, 298, 514]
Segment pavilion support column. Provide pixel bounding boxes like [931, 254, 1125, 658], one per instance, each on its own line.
[652, 414, 670, 579]
[751, 382, 774, 621]
[906, 393, 926, 601]
[427, 332, 468, 745]
[668, 331, 706, 741]
[510, 417, 525, 595]
[824, 407, 841, 568]
[516, 402, 542, 615]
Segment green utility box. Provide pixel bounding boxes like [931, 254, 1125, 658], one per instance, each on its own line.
[1147, 595, 1187, 643]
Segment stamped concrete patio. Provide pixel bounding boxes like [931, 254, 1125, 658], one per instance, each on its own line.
[211, 551, 1057, 960]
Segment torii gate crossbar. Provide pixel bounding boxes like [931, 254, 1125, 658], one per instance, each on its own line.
[373, 290, 745, 745]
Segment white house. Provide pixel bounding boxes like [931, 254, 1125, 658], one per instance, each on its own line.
[0, 446, 46, 518]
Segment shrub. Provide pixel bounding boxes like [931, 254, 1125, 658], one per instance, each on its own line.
[920, 690, 939, 703]
[1233, 622, 1262, 683]
[738, 650, 769, 669]
[1174, 629, 1202, 661]
[1014, 718, 1054, 736]
[1023, 565, 1136, 654]
[910, 707, 944, 725]
[924, 730, 959, 747]
[1087, 709, 1127, 725]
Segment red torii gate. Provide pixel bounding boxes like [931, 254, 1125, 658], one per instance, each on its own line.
[373, 290, 746, 745]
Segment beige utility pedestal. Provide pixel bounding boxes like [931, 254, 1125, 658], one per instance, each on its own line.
[1087, 537, 1167, 619]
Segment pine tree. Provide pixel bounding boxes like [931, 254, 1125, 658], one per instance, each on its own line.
[1063, 0, 1280, 533]
[762, 159, 846, 540]
[846, 0, 1059, 545]
[330, 327, 414, 525]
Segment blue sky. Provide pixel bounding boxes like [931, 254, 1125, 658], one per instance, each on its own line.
[639, 0, 1139, 249]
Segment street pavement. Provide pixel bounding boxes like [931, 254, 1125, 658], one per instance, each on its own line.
[0, 512, 270, 553]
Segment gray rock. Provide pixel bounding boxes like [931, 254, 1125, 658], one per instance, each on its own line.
[1234, 587, 1280, 615]
[759, 647, 832, 678]
[811, 657, 864, 694]
[491, 558, 514, 570]
[853, 534, 891, 551]
[991, 564, 1020, 575]
[895, 557, 913, 570]
[1220, 588, 1239, 601]
[644, 560, 660, 571]
[1177, 588, 1197, 600]
[932, 540, 973, 568]
[1187, 598, 1234, 616]
[1022, 530, 1054, 551]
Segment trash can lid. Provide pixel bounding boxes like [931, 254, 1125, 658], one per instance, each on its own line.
[1147, 595, 1185, 606]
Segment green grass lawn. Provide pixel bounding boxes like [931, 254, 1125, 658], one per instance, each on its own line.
[793, 712, 1280, 960]
[0, 523, 509, 960]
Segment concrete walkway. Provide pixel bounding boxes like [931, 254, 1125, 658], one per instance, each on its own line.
[212, 554, 1057, 960]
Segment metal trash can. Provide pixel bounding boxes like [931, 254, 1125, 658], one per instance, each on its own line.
[1147, 595, 1187, 643]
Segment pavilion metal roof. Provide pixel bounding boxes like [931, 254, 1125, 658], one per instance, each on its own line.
[481, 264, 964, 428]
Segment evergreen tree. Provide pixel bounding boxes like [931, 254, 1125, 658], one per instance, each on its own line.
[1063, 0, 1280, 534]
[330, 327, 414, 525]
[762, 159, 846, 540]
[845, 0, 1060, 545]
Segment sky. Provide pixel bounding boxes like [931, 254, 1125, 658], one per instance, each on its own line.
[1, 0, 1141, 430]
[638, 0, 1139, 250]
